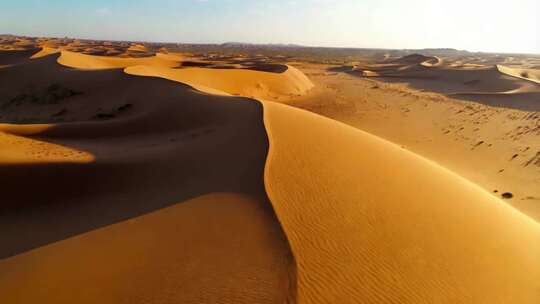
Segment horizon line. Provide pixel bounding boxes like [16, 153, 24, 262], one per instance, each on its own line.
[3, 33, 539, 56]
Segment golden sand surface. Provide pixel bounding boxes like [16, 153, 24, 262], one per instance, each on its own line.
[0, 193, 293, 304]
[1, 40, 539, 303]
[286, 61, 540, 221]
[126, 64, 314, 100]
[0, 46, 294, 303]
[57, 50, 180, 69]
[263, 101, 540, 303]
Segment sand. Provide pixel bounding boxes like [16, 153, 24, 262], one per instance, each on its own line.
[263, 101, 540, 303]
[30, 46, 60, 59]
[0, 48, 39, 66]
[290, 61, 540, 221]
[57, 50, 180, 69]
[1, 39, 539, 303]
[0, 125, 93, 164]
[0, 193, 292, 304]
[0, 48, 294, 303]
[497, 64, 540, 84]
[125, 64, 314, 100]
[350, 54, 540, 111]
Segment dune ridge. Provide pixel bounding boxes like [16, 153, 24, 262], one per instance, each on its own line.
[125, 64, 314, 100]
[48, 49, 314, 100]
[350, 54, 540, 110]
[497, 64, 540, 84]
[262, 101, 540, 303]
[30, 47, 60, 59]
[57, 50, 180, 70]
[0, 49, 295, 303]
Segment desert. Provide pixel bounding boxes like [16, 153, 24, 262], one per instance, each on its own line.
[1, 5, 539, 302]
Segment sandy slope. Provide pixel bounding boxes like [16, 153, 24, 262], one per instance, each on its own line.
[353, 54, 540, 111]
[263, 101, 540, 303]
[57, 50, 180, 69]
[0, 48, 39, 66]
[49, 49, 313, 100]
[0, 193, 292, 304]
[0, 125, 93, 164]
[125, 64, 314, 100]
[498, 64, 540, 84]
[288, 63, 540, 221]
[0, 51, 293, 303]
[30, 46, 60, 59]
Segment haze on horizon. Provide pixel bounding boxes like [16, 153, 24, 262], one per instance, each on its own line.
[1, 0, 539, 54]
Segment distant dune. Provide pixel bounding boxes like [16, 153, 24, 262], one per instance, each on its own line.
[30, 46, 60, 59]
[497, 64, 540, 84]
[125, 64, 314, 100]
[57, 50, 180, 69]
[352, 54, 540, 111]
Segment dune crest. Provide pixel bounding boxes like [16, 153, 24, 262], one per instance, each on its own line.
[0, 50, 296, 303]
[31, 47, 60, 59]
[262, 101, 540, 303]
[125, 64, 314, 100]
[57, 50, 180, 70]
[497, 64, 540, 84]
[349, 54, 540, 110]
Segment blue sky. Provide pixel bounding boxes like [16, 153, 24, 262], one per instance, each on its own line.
[1, 0, 538, 53]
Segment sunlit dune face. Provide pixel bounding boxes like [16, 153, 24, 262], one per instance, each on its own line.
[0, 129, 94, 164]
[56, 50, 181, 70]
[125, 64, 314, 101]
[262, 101, 540, 303]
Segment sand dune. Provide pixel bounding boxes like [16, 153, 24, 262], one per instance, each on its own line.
[57, 50, 180, 69]
[0, 50, 294, 303]
[388, 53, 435, 64]
[350, 54, 540, 110]
[30, 46, 60, 59]
[263, 101, 540, 303]
[1, 38, 539, 303]
[497, 64, 540, 84]
[52, 50, 313, 101]
[0, 125, 93, 164]
[420, 56, 444, 67]
[0, 48, 39, 66]
[292, 61, 540, 220]
[126, 64, 314, 100]
[0, 193, 292, 304]
[127, 43, 149, 53]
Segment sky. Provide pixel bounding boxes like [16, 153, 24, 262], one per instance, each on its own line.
[1, 0, 538, 54]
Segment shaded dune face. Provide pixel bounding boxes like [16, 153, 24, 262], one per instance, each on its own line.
[262, 102, 540, 303]
[0, 193, 294, 304]
[0, 51, 294, 303]
[0, 48, 39, 66]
